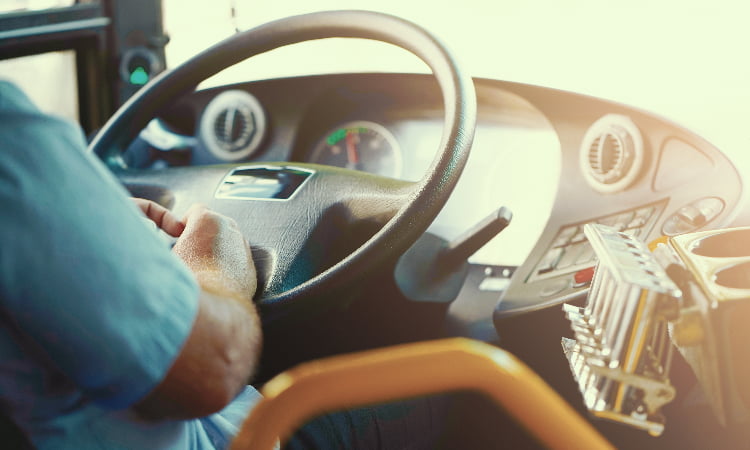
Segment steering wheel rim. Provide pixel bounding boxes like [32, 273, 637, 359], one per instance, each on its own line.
[89, 10, 477, 323]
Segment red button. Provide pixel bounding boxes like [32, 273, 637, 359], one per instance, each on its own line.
[574, 266, 596, 286]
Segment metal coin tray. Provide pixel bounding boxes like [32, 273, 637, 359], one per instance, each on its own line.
[562, 224, 681, 436]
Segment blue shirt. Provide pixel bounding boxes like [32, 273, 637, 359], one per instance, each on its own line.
[0, 81, 260, 449]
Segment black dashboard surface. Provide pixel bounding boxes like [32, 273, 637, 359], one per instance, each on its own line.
[126, 72, 744, 337]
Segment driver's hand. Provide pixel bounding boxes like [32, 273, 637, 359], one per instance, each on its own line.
[132, 198, 185, 237]
[172, 204, 257, 303]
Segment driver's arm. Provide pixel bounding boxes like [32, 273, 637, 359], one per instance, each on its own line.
[134, 203, 262, 421]
[0, 80, 261, 424]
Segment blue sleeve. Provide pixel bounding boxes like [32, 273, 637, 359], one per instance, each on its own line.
[0, 81, 200, 409]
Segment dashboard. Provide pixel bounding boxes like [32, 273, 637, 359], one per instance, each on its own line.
[125, 72, 744, 340]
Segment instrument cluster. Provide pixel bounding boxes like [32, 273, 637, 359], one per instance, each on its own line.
[306, 120, 403, 179]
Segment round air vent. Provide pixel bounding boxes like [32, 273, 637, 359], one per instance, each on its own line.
[579, 114, 644, 193]
[199, 90, 266, 162]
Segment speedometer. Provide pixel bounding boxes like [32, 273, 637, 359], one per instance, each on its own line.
[309, 121, 403, 178]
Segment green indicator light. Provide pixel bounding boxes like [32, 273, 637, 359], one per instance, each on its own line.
[129, 67, 150, 85]
[327, 128, 347, 145]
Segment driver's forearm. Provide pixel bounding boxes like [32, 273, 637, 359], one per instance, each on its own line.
[134, 286, 262, 421]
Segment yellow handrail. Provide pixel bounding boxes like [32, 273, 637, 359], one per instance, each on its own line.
[231, 338, 613, 450]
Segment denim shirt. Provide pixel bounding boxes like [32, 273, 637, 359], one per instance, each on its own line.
[0, 81, 260, 449]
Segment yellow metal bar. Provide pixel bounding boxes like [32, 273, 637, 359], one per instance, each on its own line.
[230, 338, 613, 450]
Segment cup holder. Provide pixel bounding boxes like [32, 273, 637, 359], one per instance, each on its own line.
[714, 262, 750, 290]
[690, 228, 750, 258]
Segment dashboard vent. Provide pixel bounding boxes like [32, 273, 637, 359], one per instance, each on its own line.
[580, 114, 644, 193]
[213, 106, 254, 153]
[199, 90, 266, 162]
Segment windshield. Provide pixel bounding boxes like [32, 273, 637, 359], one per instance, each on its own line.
[163, 0, 750, 170]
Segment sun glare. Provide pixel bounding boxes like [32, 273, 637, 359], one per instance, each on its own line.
[162, 0, 750, 168]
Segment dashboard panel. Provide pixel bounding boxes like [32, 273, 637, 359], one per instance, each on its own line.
[126, 72, 744, 340]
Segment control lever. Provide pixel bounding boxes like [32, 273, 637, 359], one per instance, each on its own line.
[395, 207, 512, 302]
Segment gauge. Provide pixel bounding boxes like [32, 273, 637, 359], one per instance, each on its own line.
[309, 120, 403, 178]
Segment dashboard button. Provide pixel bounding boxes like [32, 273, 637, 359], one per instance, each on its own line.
[537, 247, 564, 274]
[552, 226, 578, 247]
[574, 266, 596, 286]
[540, 279, 570, 297]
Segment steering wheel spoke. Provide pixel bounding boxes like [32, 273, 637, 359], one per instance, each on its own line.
[310, 165, 415, 223]
[122, 163, 415, 297]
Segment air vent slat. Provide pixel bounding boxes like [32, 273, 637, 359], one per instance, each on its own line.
[580, 114, 644, 193]
[199, 90, 266, 162]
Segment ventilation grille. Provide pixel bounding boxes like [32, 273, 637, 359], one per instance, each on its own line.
[580, 115, 644, 193]
[200, 90, 266, 162]
[588, 132, 626, 182]
[213, 106, 255, 153]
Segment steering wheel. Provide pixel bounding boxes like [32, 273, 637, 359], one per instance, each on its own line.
[89, 10, 476, 324]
